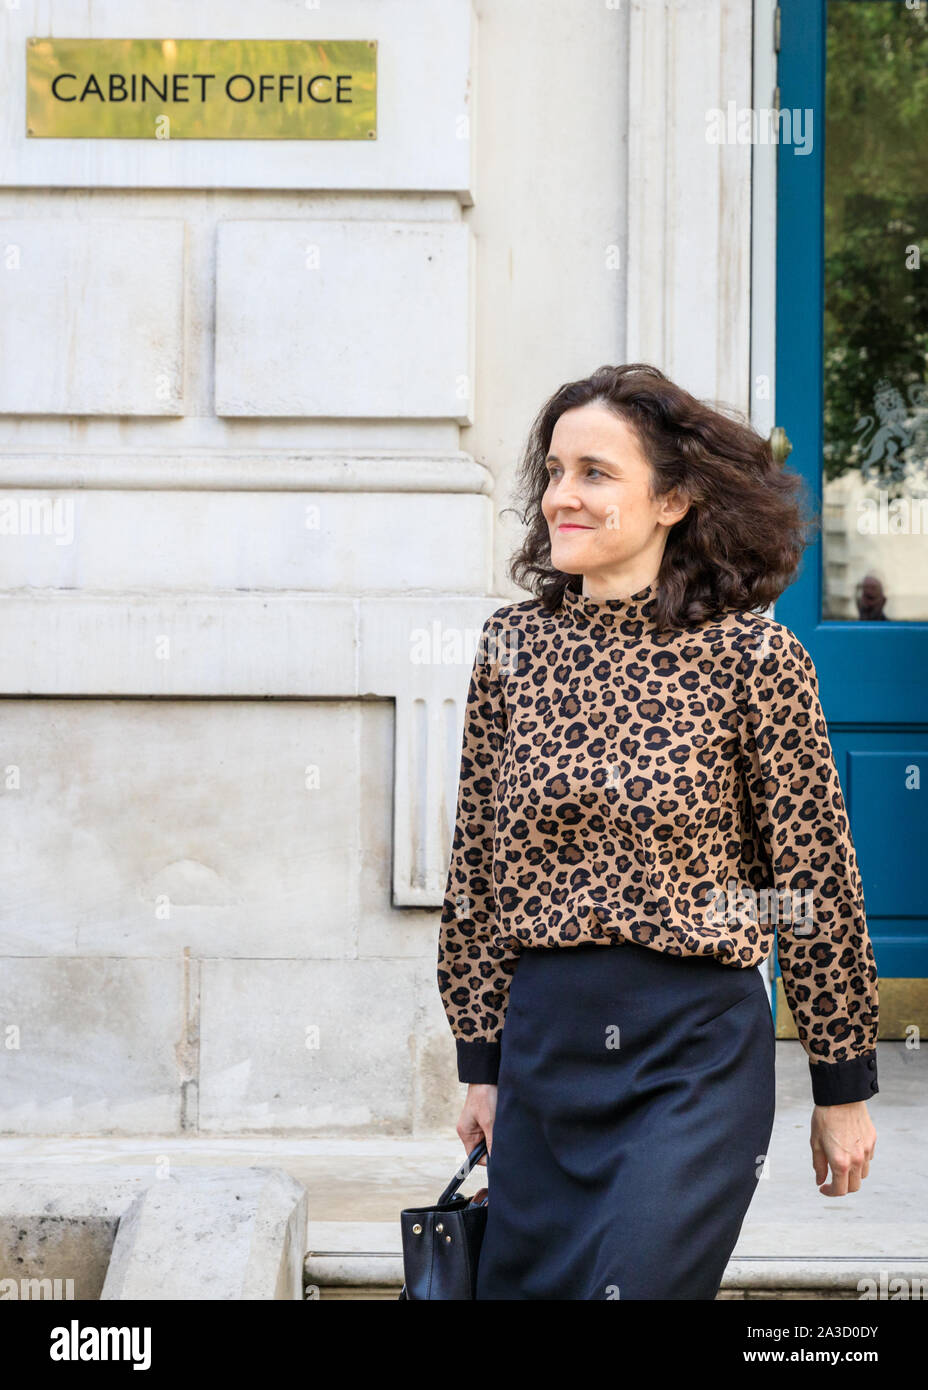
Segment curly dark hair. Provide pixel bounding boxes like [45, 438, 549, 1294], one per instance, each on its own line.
[506, 363, 818, 631]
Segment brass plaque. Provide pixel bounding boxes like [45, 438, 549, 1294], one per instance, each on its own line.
[26, 38, 376, 139]
[775, 977, 927, 1041]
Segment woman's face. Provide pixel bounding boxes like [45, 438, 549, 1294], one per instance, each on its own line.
[541, 402, 689, 587]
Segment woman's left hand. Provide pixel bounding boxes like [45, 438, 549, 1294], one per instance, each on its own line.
[811, 1101, 876, 1196]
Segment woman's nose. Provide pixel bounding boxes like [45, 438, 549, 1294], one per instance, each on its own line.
[547, 477, 581, 510]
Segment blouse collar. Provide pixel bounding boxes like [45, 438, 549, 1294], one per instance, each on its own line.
[559, 580, 662, 635]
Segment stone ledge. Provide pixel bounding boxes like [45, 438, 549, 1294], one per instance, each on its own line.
[0, 450, 492, 493]
[314, 1286, 865, 1301]
[304, 1221, 928, 1297]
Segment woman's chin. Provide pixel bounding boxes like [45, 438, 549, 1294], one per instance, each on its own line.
[551, 540, 593, 571]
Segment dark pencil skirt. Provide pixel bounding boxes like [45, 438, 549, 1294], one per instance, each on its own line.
[475, 939, 776, 1301]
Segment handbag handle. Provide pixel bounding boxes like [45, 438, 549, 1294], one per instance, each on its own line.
[436, 1139, 487, 1206]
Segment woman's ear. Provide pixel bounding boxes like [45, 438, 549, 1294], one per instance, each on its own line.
[659, 487, 692, 526]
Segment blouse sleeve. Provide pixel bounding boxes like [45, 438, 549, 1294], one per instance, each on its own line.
[738, 623, 879, 1106]
[436, 612, 521, 1085]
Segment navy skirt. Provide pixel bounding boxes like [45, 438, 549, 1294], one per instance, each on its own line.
[475, 939, 776, 1301]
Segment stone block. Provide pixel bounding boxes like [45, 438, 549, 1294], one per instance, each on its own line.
[215, 220, 472, 419]
[101, 1166, 307, 1300]
[0, 219, 184, 415]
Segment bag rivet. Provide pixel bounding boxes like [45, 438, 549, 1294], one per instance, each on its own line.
[412, 1224, 422, 1235]
[445, 1235, 452, 1243]
[435, 1222, 443, 1233]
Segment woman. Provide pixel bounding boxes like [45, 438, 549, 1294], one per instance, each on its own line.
[436, 363, 879, 1301]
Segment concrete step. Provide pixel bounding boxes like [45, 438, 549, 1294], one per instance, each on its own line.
[303, 1219, 928, 1299]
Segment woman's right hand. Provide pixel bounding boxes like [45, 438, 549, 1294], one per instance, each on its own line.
[457, 1082, 497, 1167]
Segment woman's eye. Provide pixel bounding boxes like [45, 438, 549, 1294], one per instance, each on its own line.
[546, 467, 602, 480]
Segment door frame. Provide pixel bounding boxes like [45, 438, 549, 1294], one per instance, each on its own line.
[765, 0, 928, 1037]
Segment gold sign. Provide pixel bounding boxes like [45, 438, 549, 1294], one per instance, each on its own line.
[26, 38, 376, 139]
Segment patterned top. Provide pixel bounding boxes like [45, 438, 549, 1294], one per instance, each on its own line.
[436, 581, 879, 1106]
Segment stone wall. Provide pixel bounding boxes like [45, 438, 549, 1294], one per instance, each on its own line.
[0, 0, 753, 1137]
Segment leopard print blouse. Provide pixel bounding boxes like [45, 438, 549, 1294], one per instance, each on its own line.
[436, 581, 880, 1107]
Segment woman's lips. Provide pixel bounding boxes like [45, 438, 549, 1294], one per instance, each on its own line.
[557, 524, 593, 531]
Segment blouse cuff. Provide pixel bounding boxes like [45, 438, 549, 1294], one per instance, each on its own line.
[456, 1038, 501, 1085]
[809, 1049, 878, 1106]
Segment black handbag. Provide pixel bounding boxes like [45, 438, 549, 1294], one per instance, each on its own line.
[397, 1140, 489, 1300]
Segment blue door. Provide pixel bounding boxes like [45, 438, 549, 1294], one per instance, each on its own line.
[774, 0, 928, 1038]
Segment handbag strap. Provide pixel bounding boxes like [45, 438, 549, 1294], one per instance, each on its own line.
[436, 1139, 487, 1206]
